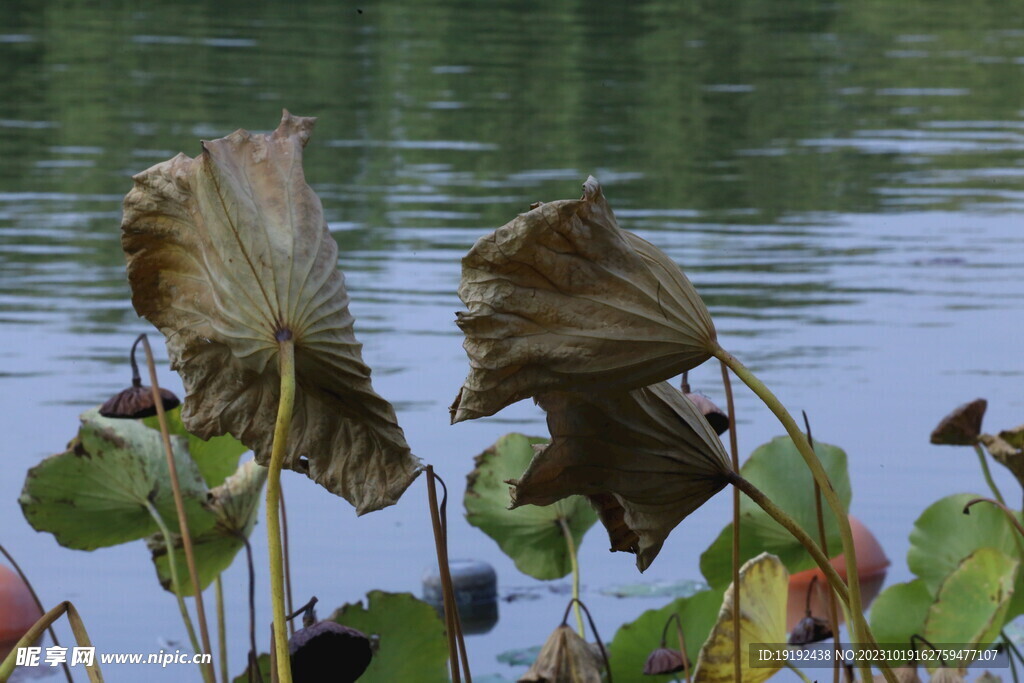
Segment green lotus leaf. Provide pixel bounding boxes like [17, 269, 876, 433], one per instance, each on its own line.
[465, 433, 597, 580]
[19, 407, 212, 550]
[908, 494, 1021, 595]
[327, 591, 448, 683]
[607, 588, 724, 680]
[868, 579, 933, 659]
[923, 547, 1018, 671]
[144, 406, 248, 487]
[148, 460, 267, 596]
[700, 436, 850, 588]
[122, 111, 421, 513]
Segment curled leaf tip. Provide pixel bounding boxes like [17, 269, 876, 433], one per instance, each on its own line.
[121, 114, 421, 513]
[451, 176, 717, 424]
[930, 399, 987, 445]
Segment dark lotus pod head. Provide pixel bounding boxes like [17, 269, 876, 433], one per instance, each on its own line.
[930, 399, 987, 445]
[643, 647, 687, 675]
[99, 384, 180, 419]
[787, 615, 833, 646]
[289, 621, 373, 683]
[685, 392, 729, 436]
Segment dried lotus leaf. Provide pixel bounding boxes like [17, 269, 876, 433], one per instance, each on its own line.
[452, 176, 716, 423]
[930, 399, 986, 445]
[510, 381, 732, 571]
[121, 111, 420, 513]
[519, 624, 605, 683]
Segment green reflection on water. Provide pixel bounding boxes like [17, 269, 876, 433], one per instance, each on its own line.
[0, 0, 1021, 330]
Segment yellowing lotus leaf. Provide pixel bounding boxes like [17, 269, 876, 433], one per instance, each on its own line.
[510, 381, 732, 571]
[693, 552, 789, 683]
[121, 111, 421, 513]
[451, 176, 717, 423]
[519, 624, 605, 683]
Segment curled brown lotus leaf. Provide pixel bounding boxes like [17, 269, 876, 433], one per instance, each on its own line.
[930, 399, 987, 445]
[519, 624, 604, 683]
[451, 176, 717, 424]
[980, 431, 1024, 490]
[121, 111, 421, 514]
[510, 381, 732, 571]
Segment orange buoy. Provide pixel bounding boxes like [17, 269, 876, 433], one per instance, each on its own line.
[0, 563, 43, 659]
[786, 516, 889, 631]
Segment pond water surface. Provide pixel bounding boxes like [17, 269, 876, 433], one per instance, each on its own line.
[2, 1, 1024, 681]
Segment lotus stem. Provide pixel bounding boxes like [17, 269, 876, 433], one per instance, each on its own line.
[140, 334, 216, 683]
[426, 465, 467, 683]
[216, 575, 228, 683]
[803, 411, 843, 683]
[0, 543, 73, 683]
[712, 345, 884, 683]
[144, 499, 203, 661]
[972, 443, 1006, 507]
[557, 517, 585, 637]
[661, 613, 690, 683]
[234, 531, 262, 683]
[718, 360, 742, 683]
[726, 472, 850, 607]
[0, 601, 103, 683]
[560, 599, 612, 683]
[1002, 630, 1022, 683]
[267, 337, 296, 683]
[280, 489, 295, 637]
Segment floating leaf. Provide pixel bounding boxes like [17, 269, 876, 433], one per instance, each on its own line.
[149, 460, 267, 596]
[868, 579, 933, 659]
[121, 111, 421, 513]
[700, 436, 851, 588]
[519, 624, 605, 683]
[451, 176, 716, 424]
[908, 494, 1021, 595]
[465, 433, 597, 580]
[930, 399, 986, 446]
[693, 553, 788, 683]
[511, 382, 732, 571]
[19, 408, 212, 550]
[497, 645, 543, 667]
[144, 406, 248, 487]
[599, 578, 708, 599]
[607, 588, 724, 680]
[327, 591, 448, 683]
[923, 547, 1018, 672]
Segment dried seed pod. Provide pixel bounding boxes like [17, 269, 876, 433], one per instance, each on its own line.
[452, 176, 716, 424]
[100, 334, 180, 419]
[643, 647, 687, 675]
[100, 384, 179, 419]
[787, 614, 832, 645]
[680, 372, 728, 436]
[519, 624, 604, 683]
[930, 399, 986, 445]
[288, 620, 373, 683]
